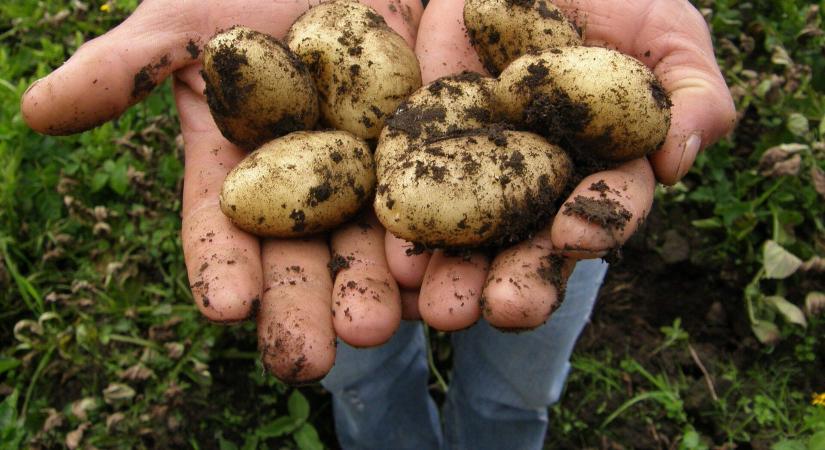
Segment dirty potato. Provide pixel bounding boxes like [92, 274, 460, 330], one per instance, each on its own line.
[375, 72, 497, 172]
[464, 0, 582, 76]
[220, 131, 374, 237]
[496, 47, 672, 163]
[202, 26, 319, 150]
[287, 0, 422, 139]
[375, 129, 572, 248]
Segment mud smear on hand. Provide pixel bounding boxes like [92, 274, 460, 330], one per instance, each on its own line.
[132, 54, 171, 99]
[327, 253, 351, 278]
[563, 195, 632, 231]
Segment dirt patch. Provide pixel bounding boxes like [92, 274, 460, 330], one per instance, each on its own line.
[131, 54, 170, 99]
[327, 254, 351, 278]
[563, 195, 632, 231]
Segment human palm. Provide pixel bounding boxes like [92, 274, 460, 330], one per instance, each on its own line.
[21, 0, 423, 383]
[386, 0, 736, 331]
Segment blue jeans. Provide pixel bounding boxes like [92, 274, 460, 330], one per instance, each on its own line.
[321, 259, 608, 450]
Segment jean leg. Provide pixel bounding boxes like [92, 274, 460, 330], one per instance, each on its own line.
[321, 321, 443, 450]
[443, 259, 608, 450]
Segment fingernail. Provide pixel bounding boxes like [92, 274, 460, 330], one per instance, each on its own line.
[676, 132, 703, 181]
[23, 77, 43, 98]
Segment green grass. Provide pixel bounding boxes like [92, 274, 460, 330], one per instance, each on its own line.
[1, 0, 824, 449]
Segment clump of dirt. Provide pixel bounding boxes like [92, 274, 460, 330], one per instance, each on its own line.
[562, 195, 632, 231]
[202, 41, 250, 117]
[649, 78, 673, 110]
[327, 253, 351, 278]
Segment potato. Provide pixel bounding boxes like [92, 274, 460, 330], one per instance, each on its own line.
[496, 47, 672, 163]
[464, 0, 582, 76]
[376, 72, 497, 172]
[202, 26, 319, 150]
[220, 131, 374, 237]
[375, 129, 572, 248]
[287, 0, 422, 139]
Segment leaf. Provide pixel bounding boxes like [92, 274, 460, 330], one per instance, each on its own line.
[763, 240, 802, 279]
[288, 390, 310, 422]
[764, 296, 807, 327]
[805, 292, 825, 317]
[0, 357, 21, 376]
[751, 320, 781, 345]
[691, 218, 722, 229]
[108, 160, 129, 195]
[103, 382, 135, 405]
[90, 171, 108, 192]
[787, 113, 809, 136]
[808, 431, 825, 450]
[812, 167, 825, 200]
[256, 416, 301, 439]
[771, 45, 792, 66]
[771, 439, 806, 450]
[66, 422, 90, 450]
[0, 389, 19, 429]
[293, 423, 324, 450]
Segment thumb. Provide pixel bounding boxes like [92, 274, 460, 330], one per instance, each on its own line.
[21, 1, 202, 135]
[644, 8, 736, 185]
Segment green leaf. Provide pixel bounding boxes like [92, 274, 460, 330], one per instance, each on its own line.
[256, 416, 301, 439]
[764, 296, 807, 327]
[0, 357, 21, 376]
[90, 171, 109, 192]
[751, 320, 781, 345]
[808, 431, 825, 450]
[691, 218, 723, 229]
[771, 439, 806, 450]
[787, 113, 809, 136]
[763, 240, 802, 279]
[108, 159, 129, 195]
[293, 423, 323, 450]
[288, 390, 310, 422]
[0, 389, 19, 429]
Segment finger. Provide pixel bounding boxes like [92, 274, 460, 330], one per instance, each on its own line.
[551, 158, 655, 258]
[21, 1, 203, 135]
[414, 0, 485, 83]
[482, 229, 576, 330]
[364, 0, 424, 48]
[385, 233, 432, 289]
[176, 79, 262, 323]
[19, 0, 347, 135]
[331, 214, 402, 348]
[418, 251, 489, 331]
[647, 47, 736, 184]
[258, 238, 336, 384]
[400, 288, 422, 320]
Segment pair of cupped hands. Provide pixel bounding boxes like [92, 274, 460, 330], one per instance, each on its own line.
[22, 0, 735, 382]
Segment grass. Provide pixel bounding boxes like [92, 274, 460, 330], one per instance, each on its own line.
[1, 0, 824, 449]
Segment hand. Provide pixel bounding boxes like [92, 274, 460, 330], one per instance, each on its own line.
[386, 0, 736, 331]
[21, 0, 423, 383]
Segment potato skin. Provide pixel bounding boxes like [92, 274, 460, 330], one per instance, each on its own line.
[202, 27, 319, 150]
[375, 129, 572, 248]
[287, 0, 422, 139]
[464, 0, 582, 76]
[376, 72, 497, 172]
[220, 131, 374, 237]
[496, 47, 672, 163]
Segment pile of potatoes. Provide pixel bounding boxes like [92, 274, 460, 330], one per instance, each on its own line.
[208, 0, 671, 252]
[203, 1, 421, 237]
[374, 0, 672, 248]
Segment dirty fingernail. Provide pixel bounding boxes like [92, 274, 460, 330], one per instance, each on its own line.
[676, 132, 702, 181]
